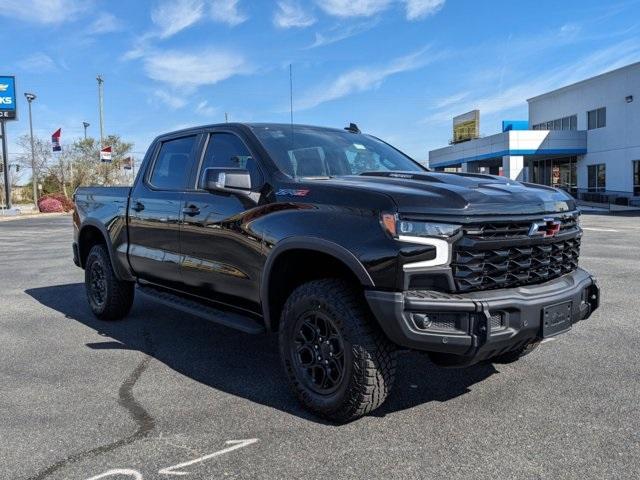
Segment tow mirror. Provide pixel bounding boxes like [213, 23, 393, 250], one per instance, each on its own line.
[203, 167, 252, 192]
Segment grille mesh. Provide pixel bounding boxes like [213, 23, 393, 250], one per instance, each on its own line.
[452, 237, 581, 293]
[489, 313, 504, 330]
[429, 315, 456, 331]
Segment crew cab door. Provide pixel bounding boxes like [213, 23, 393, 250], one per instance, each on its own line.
[179, 131, 265, 308]
[127, 133, 201, 287]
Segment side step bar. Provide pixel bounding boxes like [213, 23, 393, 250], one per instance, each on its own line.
[137, 285, 265, 334]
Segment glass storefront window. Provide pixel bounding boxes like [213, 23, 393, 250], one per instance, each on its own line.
[530, 157, 577, 196]
[535, 115, 578, 131]
[634, 161, 640, 196]
[588, 164, 606, 192]
[570, 115, 577, 130]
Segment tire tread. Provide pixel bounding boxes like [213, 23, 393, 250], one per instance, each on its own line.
[85, 244, 134, 321]
[280, 279, 396, 422]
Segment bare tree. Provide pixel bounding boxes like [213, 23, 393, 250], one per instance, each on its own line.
[11, 134, 134, 198]
[14, 134, 51, 188]
[67, 135, 134, 190]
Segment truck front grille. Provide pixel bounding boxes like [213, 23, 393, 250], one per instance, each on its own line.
[451, 217, 581, 292]
[463, 217, 578, 239]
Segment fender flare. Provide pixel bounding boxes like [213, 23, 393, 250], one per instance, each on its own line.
[78, 219, 134, 282]
[260, 236, 374, 331]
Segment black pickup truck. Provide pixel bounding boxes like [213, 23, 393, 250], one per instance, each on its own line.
[73, 122, 599, 422]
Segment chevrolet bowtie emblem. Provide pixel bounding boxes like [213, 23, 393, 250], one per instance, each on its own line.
[529, 218, 561, 237]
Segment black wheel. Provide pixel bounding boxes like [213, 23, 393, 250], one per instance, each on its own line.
[491, 340, 540, 364]
[85, 244, 134, 321]
[279, 279, 396, 423]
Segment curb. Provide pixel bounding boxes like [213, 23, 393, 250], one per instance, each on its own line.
[0, 212, 72, 222]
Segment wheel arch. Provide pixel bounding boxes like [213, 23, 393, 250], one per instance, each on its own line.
[260, 237, 374, 332]
[78, 220, 133, 281]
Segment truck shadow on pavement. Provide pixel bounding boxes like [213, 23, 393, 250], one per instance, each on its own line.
[26, 283, 497, 424]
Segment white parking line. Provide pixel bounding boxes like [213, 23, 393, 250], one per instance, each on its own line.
[158, 438, 259, 476]
[86, 468, 143, 480]
[85, 438, 259, 479]
[581, 227, 619, 232]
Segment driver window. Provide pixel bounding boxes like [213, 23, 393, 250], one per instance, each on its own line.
[201, 133, 261, 187]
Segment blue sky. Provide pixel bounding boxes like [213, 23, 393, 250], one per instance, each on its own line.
[2, 0, 640, 173]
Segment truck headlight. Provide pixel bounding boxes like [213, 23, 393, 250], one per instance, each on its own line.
[381, 214, 461, 241]
[381, 214, 460, 269]
[398, 220, 461, 238]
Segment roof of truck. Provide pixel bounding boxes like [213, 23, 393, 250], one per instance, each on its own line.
[158, 122, 356, 138]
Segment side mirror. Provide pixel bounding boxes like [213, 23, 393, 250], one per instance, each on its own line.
[203, 167, 252, 192]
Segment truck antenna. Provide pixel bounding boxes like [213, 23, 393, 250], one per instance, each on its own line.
[289, 63, 294, 145]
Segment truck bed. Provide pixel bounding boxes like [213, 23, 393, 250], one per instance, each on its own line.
[74, 186, 131, 220]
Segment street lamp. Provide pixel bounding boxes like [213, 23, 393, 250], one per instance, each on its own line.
[24, 92, 38, 208]
[82, 121, 90, 139]
[96, 75, 104, 146]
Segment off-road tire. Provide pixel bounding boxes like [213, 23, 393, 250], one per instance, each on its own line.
[491, 340, 540, 364]
[279, 279, 396, 423]
[85, 244, 134, 321]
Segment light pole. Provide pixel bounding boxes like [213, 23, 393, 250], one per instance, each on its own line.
[82, 121, 90, 139]
[96, 75, 104, 146]
[24, 92, 38, 208]
[1, 122, 10, 210]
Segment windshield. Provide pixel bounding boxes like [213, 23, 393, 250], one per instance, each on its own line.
[251, 125, 425, 178]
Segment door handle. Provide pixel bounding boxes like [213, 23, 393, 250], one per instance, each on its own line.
[132, 201, 145, 212]
[182, 205, 200, 216]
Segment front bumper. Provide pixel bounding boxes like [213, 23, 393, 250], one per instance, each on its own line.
[366, 268, 599, 364]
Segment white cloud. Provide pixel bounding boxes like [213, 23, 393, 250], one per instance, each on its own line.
[151, 0, 204, 38]
[0, 0, 89, 24]
[210, 0, 247, 26]
[153, 89, 187, 109]
[143, 49, 250, 90]
[433, 91, 469, 109]
[316, 0, 391, 18]
[196, 100, 218, 116]
[404, 0, 445, 20]
[424, 39, 640, 125]
[86, 12, 122, 34]
[559, 22, 581, 38]
[307, 19, 378, 48]
[122, 35, 152, 60]
[297, 46, 438, 110]
[274, 0, 316, 29]
[314, 0, 446, 20]
[125, 0, 245, 62]
[18, 53, 57, 72]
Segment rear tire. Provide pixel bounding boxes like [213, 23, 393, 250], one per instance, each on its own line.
[85, 244, 134, 321]
[491, 340, 540, 364]
[279, 279, 396, 423]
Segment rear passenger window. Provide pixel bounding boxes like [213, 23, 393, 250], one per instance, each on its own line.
[149, 136, 197, 190]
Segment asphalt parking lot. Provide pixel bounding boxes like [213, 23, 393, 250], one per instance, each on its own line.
[1, 214, 639, 480]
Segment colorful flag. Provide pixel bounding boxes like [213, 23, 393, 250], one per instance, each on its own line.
[52, 128, 61, 152]
[100, 146, 112, 162]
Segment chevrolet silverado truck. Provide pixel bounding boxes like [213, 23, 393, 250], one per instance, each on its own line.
[73, 122, 599, 422]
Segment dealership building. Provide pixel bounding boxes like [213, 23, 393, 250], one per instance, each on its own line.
[428, 62, 640, 203]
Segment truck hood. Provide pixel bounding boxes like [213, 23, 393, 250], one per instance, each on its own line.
[306, 171, 576, 216]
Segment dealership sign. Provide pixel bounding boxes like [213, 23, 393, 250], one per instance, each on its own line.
[0, 76, 16, 120]
[452, 109, 479, 144]
[100, 146, 112, 162]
